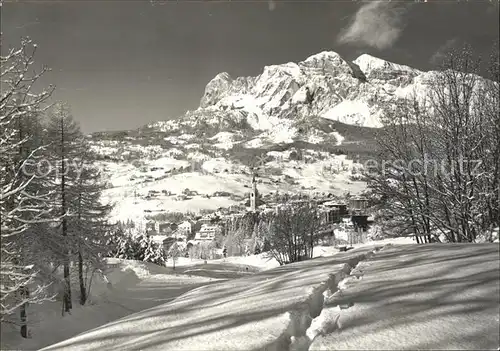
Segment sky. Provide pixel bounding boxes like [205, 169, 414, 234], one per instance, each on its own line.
[2, 0, 499, 133]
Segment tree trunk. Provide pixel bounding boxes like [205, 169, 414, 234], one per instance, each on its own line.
[63, 262, 71, 312]
[78, 250, 87, 305]
[20, 286, 29, 338]
[309, 230, 314, 259]
[61, 121, 72, 312]
[77, 192, 87, 306]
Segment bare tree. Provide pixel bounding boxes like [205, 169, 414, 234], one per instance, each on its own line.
[167, 242, 180, 270]
[1, 38, 54, 322]
[258, 201, 321, 265]
[368, 44, 499, 243]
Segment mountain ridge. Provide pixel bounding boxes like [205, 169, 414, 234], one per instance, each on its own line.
[87, 50, 493, 220]
[141, 49, 450, 143]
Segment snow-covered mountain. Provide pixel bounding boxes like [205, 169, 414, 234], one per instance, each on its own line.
[89, 51, 454, 221]
[146, 51, 447, 145]
[180, 51, 428, 129]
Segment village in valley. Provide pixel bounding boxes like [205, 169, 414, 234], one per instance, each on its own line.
[144, 170, 372, 261]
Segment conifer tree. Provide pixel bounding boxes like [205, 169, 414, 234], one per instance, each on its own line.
[44, 102, 86, 313]
[70, 153, 113, 305]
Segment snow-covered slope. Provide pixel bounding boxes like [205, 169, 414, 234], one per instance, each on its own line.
[39, 243, 499, 351]
[0, 258, 221, 351]
[310, 243, 500, 350]
[41, 246, 383, 351]
[96, 147, 367, 222]
[40, 243, 499, 351]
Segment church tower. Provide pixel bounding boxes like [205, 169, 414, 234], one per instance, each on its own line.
[250, 171, 258, 212]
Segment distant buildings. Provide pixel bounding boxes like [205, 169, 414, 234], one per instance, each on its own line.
[349, 197, 369, 231]
[147, 221, 173, 235]
[349, 197, 368, 216]
[194, 224, 222, 241]
[322, 201, 348, 216]
[250, 172, 258, 212]
[146, 221, 156, 233]
[320, 201, 348, 224]
[146, 215, 225, 247]
[178, 220, 192, 235]
[198, 215, 214, 225]
[144, 191, 371, 254]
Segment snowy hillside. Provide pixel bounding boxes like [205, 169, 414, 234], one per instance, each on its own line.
[89, 122, 375, 221]
[39, 243, 500, 351]
[41, 246, 383, 351]
[94, 141, 367, 222]
[1, 239, 414, 351]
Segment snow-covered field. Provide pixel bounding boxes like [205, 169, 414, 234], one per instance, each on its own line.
[166, 252, 281, 271]
[0, 248, 315, 350]
[41, 246, 382, 351]
[0, 238, 406, 351]
[5, 239, 495, 351]
[310, 243, 500, 350]
[35, 241, 498, 351]
[0, 259, 222, 351]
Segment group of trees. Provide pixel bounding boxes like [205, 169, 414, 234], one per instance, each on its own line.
[0, 38, 328, 335]
[368, 46, 499, 243]
[187, 241, 218, 260]
[219, 201, 323, 265]
[106, 221, 168, 266]
[1, 38, 114, 323]
[257, 202, 321, 265]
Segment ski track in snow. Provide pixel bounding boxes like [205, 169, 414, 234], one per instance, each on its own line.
[309, 244, 500, 350]
[39, 247, 384, 351]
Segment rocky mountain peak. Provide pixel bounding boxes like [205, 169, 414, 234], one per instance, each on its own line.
[200, 72, 233, 108]
[353, 54, 420, 79]
[186, 50, 492, 137]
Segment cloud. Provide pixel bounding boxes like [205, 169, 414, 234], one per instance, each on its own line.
[268, 0, 277, 12]
[337, 1, 409, 50]
[429, 38, 461, 66]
